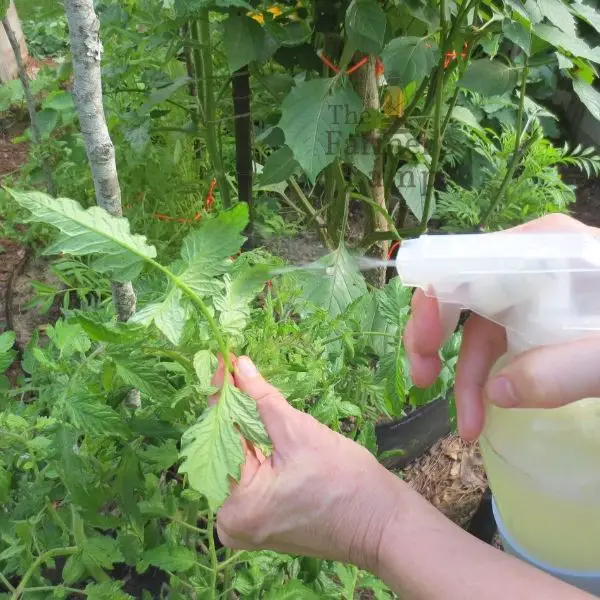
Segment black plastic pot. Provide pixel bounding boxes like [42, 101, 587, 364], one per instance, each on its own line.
[375, 396, 451, 470]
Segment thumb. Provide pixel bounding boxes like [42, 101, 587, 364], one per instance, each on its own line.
[484, 336, 600, 409]
[234, 356, 299, 449]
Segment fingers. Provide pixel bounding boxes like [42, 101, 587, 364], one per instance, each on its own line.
[485, 336, 600, 409]
[455, 315, 506, 441]
[405, 290, 443, 387]
[234, 356, 298, 451]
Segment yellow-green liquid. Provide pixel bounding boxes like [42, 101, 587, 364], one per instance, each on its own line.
[481, 395, 600, 572]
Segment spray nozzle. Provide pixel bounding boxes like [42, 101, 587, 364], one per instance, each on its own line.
[395, 231, 600, 353]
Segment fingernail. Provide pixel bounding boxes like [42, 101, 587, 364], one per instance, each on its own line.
[486, 376, 519, 408]
[237, 356, 259, 378]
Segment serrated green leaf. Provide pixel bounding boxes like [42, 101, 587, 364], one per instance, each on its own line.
[215, 265, 270, 337]
[179, 377, 269, 509]
[82, 536, 124, 571]
[62, 553, 85, 585]
[179, 204, 248, 296]
[0, 332, 16, 372]
[138, 440, 179, 471]
[140, 76, 191, 114]
[85, 581, 133, 600]
[222, 15, 267, 72]
[381, 37, 439, 88]
[259, 146, 299, 187]
[395, 163, 430, 222]
[544, 0, 577, 37]
[278, 78, 363, 183]
[573, 79, 600, 123]
[116, 448, 144, 534]
[142, 545, 198, 572]
[299, 245, 367, 318]
[193, 350, 218, 393]
[228, 385, 271, 447]
[264, 580, 321, 599]
[503, 19, 532, 54]
[113, 354, 174, 400]
[73, 312, 146, 344]
[376, 278, 411, 328]
[346, 0, 387, 55]
[458, 59, 519, 96]
[533, 23, 600, 62]
[379, 348, 408, 416]
[131, 287, 189, 346]
[573, 1, 600, 35]
[6, 190, 157, 282]
[66, 397, 129, 438]
[450, 106, 484, 131]
[46, 320, 91, 357]
[35, 108, 59, 138]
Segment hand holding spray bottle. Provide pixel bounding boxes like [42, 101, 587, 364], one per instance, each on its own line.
[395, 229, 600, 596]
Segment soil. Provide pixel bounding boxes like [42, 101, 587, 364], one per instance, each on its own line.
[0, 115, 29, 181]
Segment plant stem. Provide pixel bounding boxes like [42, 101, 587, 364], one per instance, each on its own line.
[217, 550, 247, 571]
[420, 52, 446, 231]
[207, 511, 218, 600]
[11, 547, 78, 600]
[197, 12, 231, 208]
[169, 515, 206, 536]
[0, 571, 15, 593]
[288, 177, 333, 248]
[479, 64, 529, 229]
[149, 259, 233, 371]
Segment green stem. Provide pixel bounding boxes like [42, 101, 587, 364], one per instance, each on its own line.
[190, 22, 206, 124]
[0, 572, 15, 592]
[420, 53, 446, 231]
[208, 511, 218, 600]
[217, 550, 247, 571]
[149, 259, 233, 371]
[11, 547, 78, 600]
[197, 12, 232, 208]
[479, 64, 529, 229]
[169, 515, 206, 536]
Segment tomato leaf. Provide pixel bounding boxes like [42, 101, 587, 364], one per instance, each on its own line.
[278, 78, 363, 183]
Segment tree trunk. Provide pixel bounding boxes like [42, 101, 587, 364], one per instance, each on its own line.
[64, 0, 137, 322]
[353, 55, 388, 288]
[2, 13, 54, 195]
[64, 0, 139, 408]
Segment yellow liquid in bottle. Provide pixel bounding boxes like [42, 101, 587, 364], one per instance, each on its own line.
[480, 380, 600, 572]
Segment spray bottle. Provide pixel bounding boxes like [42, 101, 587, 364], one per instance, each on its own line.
[395, 230, 600, 595]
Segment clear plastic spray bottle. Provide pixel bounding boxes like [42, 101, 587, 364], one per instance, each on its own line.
[395, 230, 600, 595]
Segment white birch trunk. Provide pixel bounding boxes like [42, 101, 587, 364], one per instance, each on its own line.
[64, 0, 140, 408]
[64, 0, 137, 323]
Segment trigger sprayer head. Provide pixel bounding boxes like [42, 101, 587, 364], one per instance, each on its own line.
[395, 231, 600, 351]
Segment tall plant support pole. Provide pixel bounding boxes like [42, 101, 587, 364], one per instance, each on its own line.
[2, 10, 54, 195]
[232, 65, 253, 222]
[64, 0, 137, 324]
